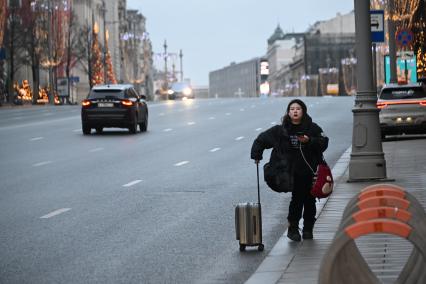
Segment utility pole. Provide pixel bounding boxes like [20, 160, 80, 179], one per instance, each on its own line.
[179, 49, 183, 82]
[388, 0, 398, 84]
[101, 0, 107, 84]
[348, 0, 388, 181]
[163, 39, 168, 90]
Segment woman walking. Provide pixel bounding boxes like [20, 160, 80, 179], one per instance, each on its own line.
[251, 99, 328, 241]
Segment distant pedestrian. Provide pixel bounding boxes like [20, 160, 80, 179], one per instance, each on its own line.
[251, 99, 328, 241]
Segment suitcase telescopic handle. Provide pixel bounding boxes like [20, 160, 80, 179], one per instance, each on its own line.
[256, 163, 260, 204]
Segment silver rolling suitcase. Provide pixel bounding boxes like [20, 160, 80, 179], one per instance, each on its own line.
[235, 163, 264, 251]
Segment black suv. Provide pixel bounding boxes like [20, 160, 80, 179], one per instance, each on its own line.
[81, 84, 148, 134]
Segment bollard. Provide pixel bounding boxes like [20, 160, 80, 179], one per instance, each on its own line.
[319, 219, 426, 284]
[339, 186, 426, 284]
[319, 184, 426, 284]
[342, 189, 426, 222]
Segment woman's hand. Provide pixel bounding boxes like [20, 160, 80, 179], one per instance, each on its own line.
[297, 135, 310, 144]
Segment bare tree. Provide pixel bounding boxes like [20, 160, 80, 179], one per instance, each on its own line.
[4, 1, 26, 101]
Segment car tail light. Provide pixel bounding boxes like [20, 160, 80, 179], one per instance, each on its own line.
[121, 100, 134, 106]
[82, 100, 91, 107]
[420, 100, 426, 106]
[376, 102, 387, 109]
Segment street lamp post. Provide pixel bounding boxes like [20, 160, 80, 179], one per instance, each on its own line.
[179, 49, 183, 82]
[101, 0, 107, 84]
[47, 0, 55, 104]
[388, 0, 398, 84]
[348, 0, 389, 181]
[163, 39, 168, 91]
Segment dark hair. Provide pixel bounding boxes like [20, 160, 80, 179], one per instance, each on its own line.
[282, 99, 308, 125]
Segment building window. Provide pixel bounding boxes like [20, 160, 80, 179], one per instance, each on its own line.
[8, 0, 22, 8]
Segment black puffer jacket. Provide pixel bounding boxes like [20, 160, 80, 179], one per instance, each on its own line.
[251, 114, 328, 177]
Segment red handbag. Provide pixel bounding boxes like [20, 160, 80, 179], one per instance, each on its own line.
[310, 163, 333, 199]
[299, 144, 333, 199]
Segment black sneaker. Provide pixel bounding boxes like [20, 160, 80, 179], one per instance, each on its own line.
[302, 229, 313, 240]
[287, 226, 301, 242]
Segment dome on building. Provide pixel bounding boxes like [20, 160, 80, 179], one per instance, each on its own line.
[268, 24, 285, 45]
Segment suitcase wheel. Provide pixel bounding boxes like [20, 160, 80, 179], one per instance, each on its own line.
[258, 244, 264, 251]
[239, 244, 246, 252]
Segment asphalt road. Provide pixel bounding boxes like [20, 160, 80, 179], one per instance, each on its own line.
[0, 97, 354, 283]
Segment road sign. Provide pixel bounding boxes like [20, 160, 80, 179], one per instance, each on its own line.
[57, 78, 69, 97]
[370, 10, 384, 43]
[69, 76, 80, 83]
[0, 47, 5, 60]
[396, 28, 414, 49]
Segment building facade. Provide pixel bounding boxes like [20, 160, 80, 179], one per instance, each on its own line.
[2, 0, 153, 104]
[209, 58, 260, 98]
[266, 28, 304, 95]
[269, 11, 356, 96]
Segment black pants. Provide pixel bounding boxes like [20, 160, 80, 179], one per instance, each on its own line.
[287, 173, 316, 227]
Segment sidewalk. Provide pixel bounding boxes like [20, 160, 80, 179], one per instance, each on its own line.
[246, 137, 426, 284]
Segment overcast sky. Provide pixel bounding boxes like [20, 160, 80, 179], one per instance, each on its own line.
[127, 0, 354, 86]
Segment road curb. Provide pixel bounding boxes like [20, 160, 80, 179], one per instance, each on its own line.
[245, 146, 352, 284]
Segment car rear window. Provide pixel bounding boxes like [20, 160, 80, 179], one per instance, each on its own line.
[88, 89, 125, 99]
[380, 86, 426, 100]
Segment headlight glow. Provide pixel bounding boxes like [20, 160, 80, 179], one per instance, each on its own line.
[183, 88, 192, 96]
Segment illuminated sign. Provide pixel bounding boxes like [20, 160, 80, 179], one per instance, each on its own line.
[384, 55, 417, 84]
[260, 61, 269, 75]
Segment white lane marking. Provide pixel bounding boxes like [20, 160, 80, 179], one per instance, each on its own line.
[40, 208, 71, 219]
[270, 122, 277, 125]
[163, 128, 173, 132]
[89, 147, 104, 152]
[0, 116, 78, 131]
[251, 105, 256, 108]
[225, 113, 231, 116]
[210, 147, 221, 152]
[12, 116, 23, 120]
[43, 113, 53, 116]
[240, 108, 245, 111]
[159, 113, 165, 116]
[208, 117, 215, 120]
[33, 161, 52, 167]
[123, 180, 142, 187]
[255, 128, 263, 131]
[235, 136, 244, 141]
[187, 122, 196, 125]
[73, 129, 81, 132]
[30, 137, 44, 141]
[174, 161, 189, 167]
